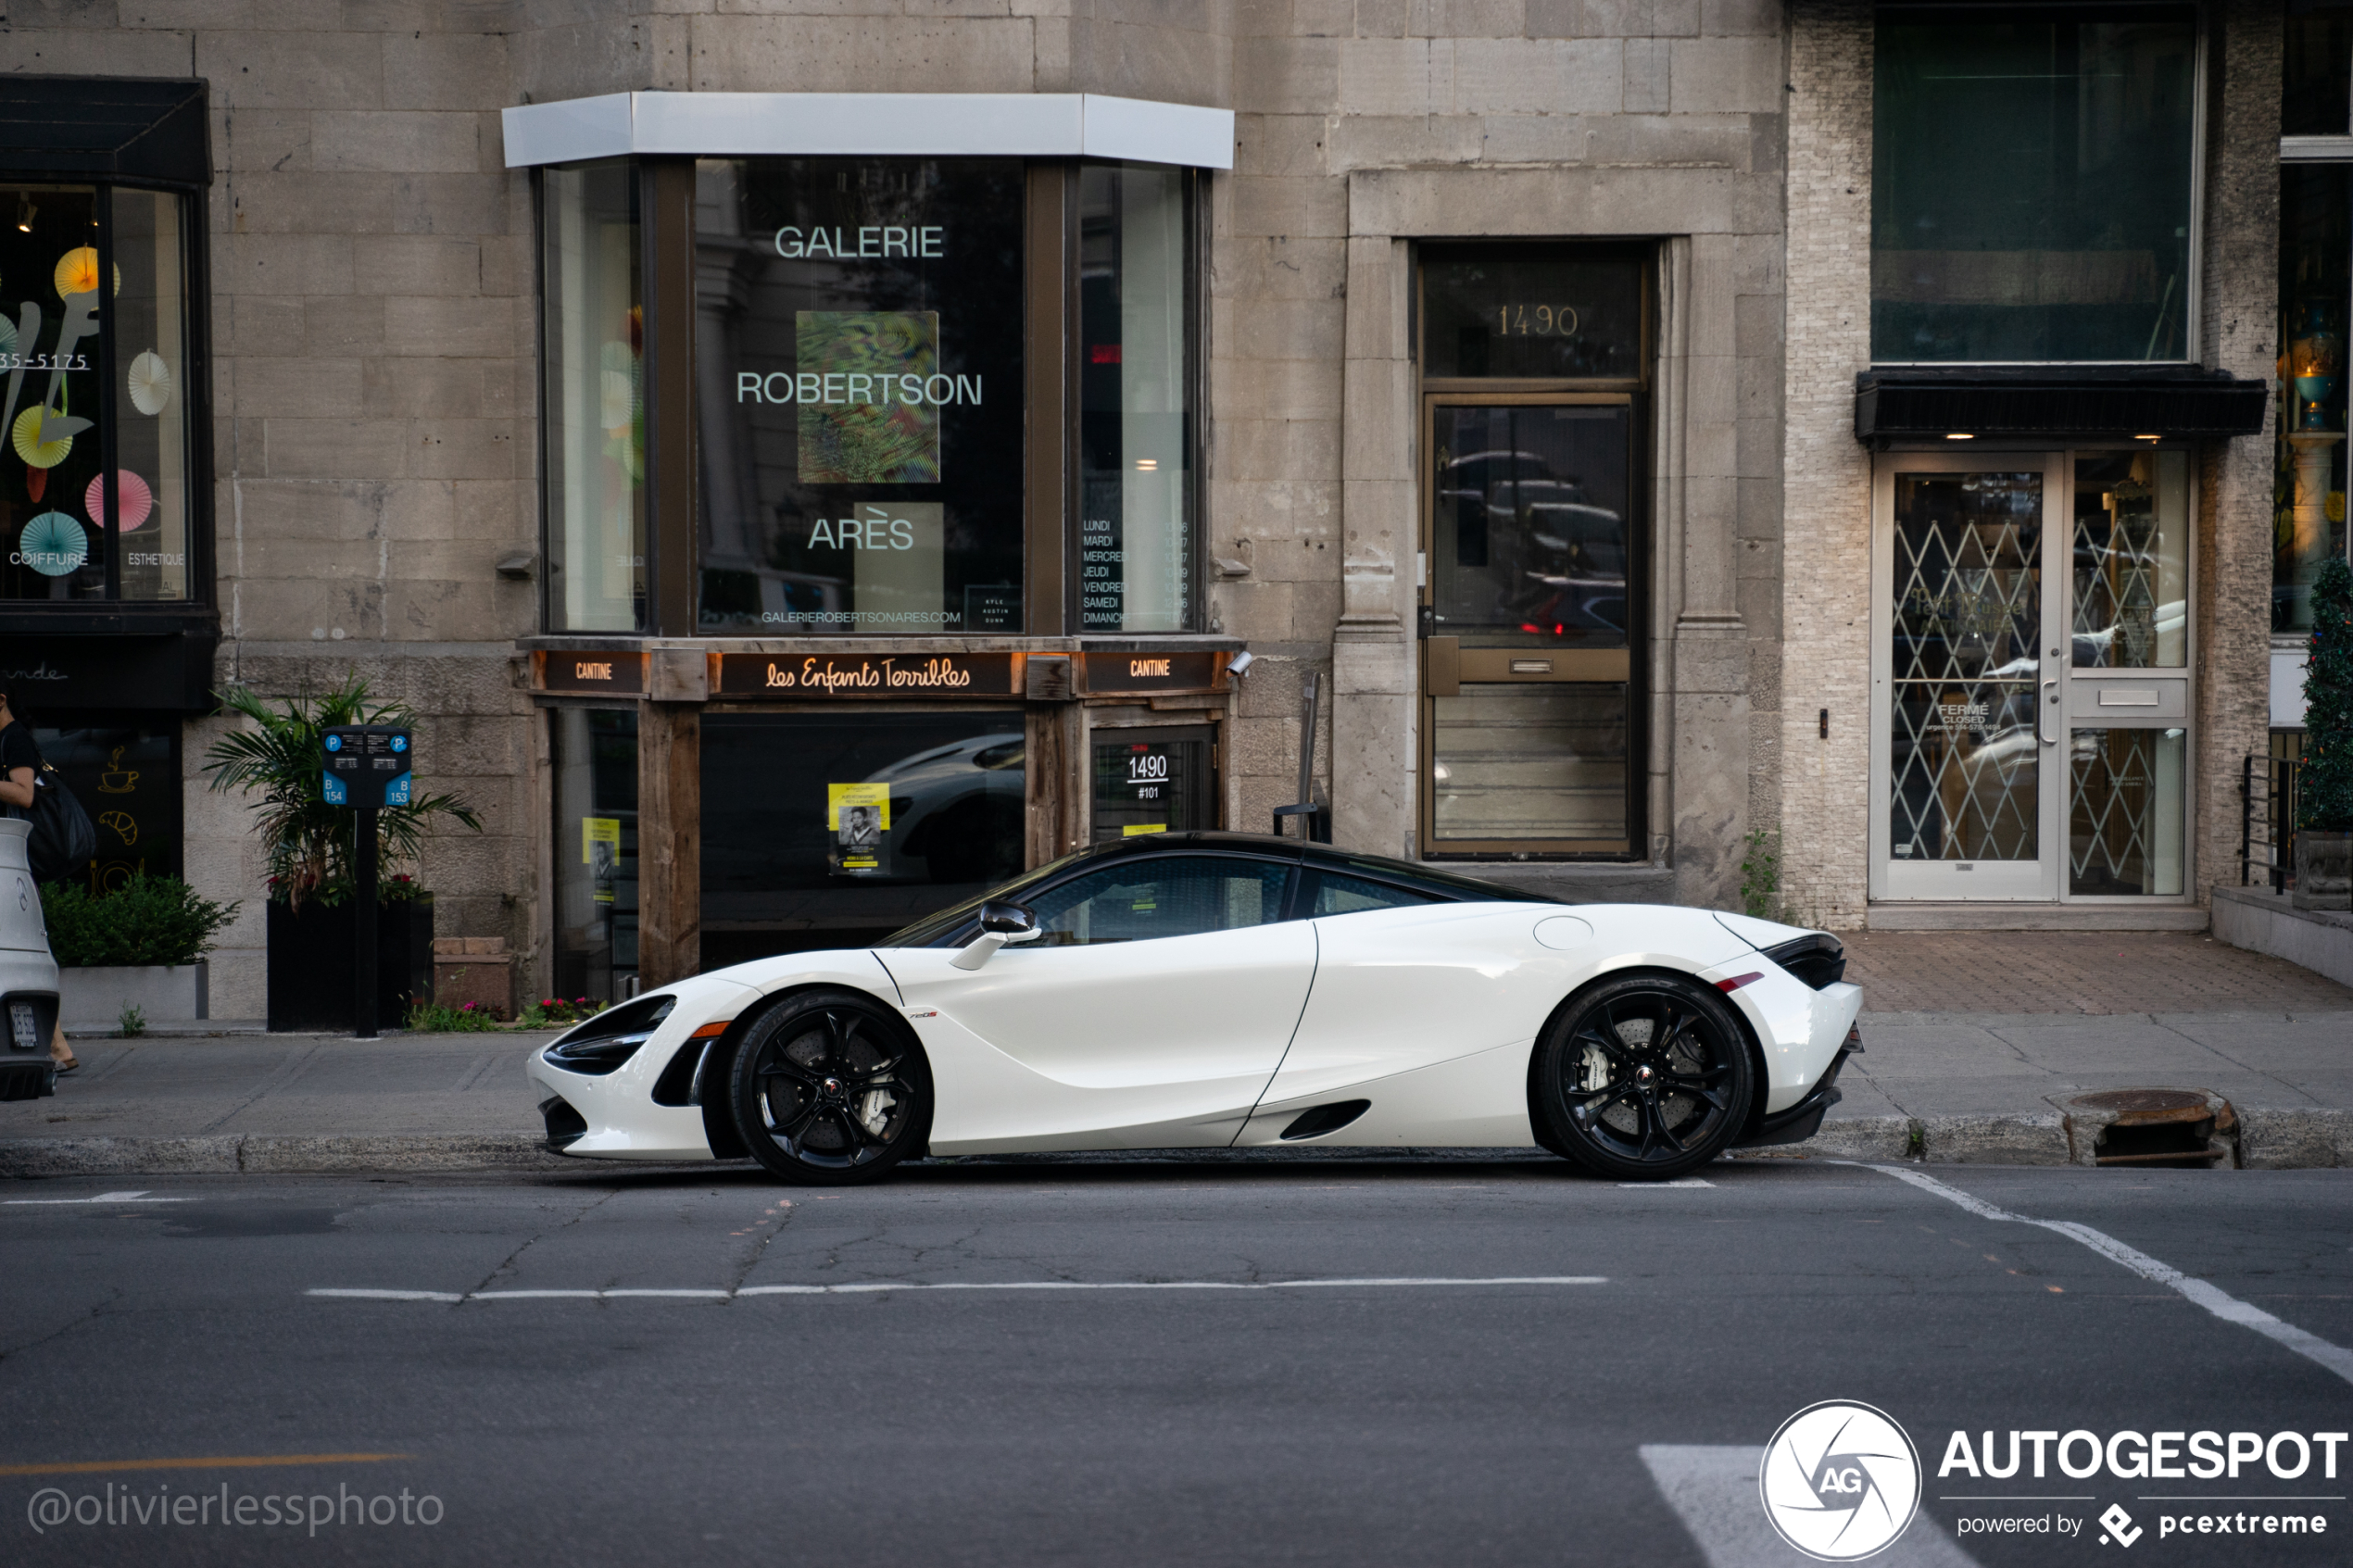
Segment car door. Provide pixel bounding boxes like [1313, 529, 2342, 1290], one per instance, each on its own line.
[879, 852, 1315, 1153]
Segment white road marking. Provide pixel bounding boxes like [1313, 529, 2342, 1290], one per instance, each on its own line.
[1641, 1445, 1981, 1568]
[4, 1190, 186, 1205]
[1620, 1178, 1716, 1188]
[1856, 1164, 2353, 1389]
[309, 1275, 1607, 1304]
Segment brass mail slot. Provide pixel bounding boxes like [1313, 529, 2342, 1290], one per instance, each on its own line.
[1458, 646, 1630, 684]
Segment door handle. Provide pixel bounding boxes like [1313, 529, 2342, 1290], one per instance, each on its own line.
[2038, 679, 2057, 745]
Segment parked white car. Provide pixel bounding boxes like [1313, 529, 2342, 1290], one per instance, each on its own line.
[526, 832, 1863, 1183]
[0, 819, 62, 1102]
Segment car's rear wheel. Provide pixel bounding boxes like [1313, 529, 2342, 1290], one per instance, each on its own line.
[1531, 972, 1754, 1181]
[729, 990, 930, 1185]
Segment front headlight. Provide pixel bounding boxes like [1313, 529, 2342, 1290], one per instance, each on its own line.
[542, 994, 676, 1076]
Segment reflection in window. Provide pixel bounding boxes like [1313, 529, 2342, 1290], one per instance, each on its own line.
[543, 163, 644, 633]
[1887, 472, 2044, 864]
[1025, 856, 1288, 944]
[35, 721, 179, 887]
[551, 708, 638, 1004]
[2071, 451, 2185, 669]
[2070, 727, 2184, 897]
[1430, 685, 1629, 847]
[112, 191, 191, 602]
[1430, 403, 1631, 649]
[2277, 165, 2349, 633]
[694, 157, 1025, 633]
[1078, 163, 1195, 633]
[1309, 872, 1439, 916]
[1872, 11, 2197, 362]
[700, 710, 1026, 967]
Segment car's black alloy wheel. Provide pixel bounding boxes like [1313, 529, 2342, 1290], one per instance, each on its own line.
[729, 989, 931, 1185]
[1531, 972, 1755, 1181]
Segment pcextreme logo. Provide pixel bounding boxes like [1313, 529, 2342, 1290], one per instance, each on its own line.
[1759, 1400, 1924, 1562]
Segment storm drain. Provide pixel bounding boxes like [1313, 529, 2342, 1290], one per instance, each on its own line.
[2051, 1088, 2238, 1170]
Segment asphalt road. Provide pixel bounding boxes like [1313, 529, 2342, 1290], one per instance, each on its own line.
[4, 1156, 2349, 1567]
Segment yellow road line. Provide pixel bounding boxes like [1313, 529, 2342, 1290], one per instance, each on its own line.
[0, 1452, 411, 1478]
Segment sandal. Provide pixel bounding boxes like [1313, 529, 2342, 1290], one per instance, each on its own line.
[52, 1056, 78, 1075]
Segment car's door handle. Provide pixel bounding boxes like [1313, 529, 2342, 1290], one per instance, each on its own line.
[2039, 679, 2057, 745]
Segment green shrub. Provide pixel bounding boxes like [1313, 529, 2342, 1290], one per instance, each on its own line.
[2303, 557, 2353, 831]
[519, 997, 608, 1027]
[41, 874, 241, 968]
[405, 999, 503, 1033]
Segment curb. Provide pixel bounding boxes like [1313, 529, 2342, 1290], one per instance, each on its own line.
[0, 1133, 573, 1179]
[5, 1113, 2352, 1178]
[1777, 1110, 2353, 1169]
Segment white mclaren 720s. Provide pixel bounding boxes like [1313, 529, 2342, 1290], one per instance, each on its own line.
[526, 832, 1864, 1184]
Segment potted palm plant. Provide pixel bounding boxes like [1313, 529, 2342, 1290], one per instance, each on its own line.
[2297, 557, 2353, 910]
[202, 674, 482, 1032]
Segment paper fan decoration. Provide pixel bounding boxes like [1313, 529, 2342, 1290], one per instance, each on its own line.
[52, 246, 119, 300]
[0, 319, 17, 358]
[600, 370, 638, 434]
[19, 511, 86, 577]
[127, 350, 170, 416]
[12, 406, 69, 468]
[85, 470, 153, 532]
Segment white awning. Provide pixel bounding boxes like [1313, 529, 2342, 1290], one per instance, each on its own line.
[502, 92, 1233, 171]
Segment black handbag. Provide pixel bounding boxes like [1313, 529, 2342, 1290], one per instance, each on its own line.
[28, 759, 95, 884]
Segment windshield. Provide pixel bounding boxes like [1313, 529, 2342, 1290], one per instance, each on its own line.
[876, 846, 1096, 947]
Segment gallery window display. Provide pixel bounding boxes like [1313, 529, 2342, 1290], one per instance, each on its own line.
[0, 183, 195, 602]
[2277, 166, 2351, 633]
[542, 155, 1203, 639]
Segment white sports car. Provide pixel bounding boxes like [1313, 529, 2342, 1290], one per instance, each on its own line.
[526, 832, 1864, 1184]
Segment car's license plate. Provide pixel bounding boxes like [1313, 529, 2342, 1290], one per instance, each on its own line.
[8, 1002, 37, 1052]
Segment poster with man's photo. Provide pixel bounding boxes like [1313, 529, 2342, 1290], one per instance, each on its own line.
[827, 782, 890, 872]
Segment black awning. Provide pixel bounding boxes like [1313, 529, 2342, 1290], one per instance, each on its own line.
[1855, 367, 2269, 445]
[0, 77, 209, 186]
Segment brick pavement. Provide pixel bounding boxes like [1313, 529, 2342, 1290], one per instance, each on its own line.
[1840, 929, 2353, 1015]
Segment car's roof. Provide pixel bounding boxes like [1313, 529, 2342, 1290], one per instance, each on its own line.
[1053, 831, 1557, 901]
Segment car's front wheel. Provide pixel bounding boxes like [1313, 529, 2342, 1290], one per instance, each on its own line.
[1530, 972, 1755, 1181]
[729, 990, 931, 1185]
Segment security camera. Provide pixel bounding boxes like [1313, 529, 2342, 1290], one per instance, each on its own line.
[1227, 651, 1254, 677]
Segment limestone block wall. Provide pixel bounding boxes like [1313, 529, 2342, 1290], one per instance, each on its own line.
[2195, 3, 2280, 910]
[1776, 0, 1872, 928]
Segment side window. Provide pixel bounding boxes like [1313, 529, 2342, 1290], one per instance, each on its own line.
[1026, 856, 1290, 945]
[1307, 872, 1443, 918]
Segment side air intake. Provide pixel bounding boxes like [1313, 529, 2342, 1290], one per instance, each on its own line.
[1279, 1100, 1372, 1142]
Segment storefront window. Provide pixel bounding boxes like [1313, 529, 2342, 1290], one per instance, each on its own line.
[2277, 165, 2350, 633]
[1078, 163, 1196, 633]
[2072, 451, 2186, 669]
[542, 163, 645, 633]
[0, 184, 195, 600]
[1872, 7, 2198, 362]
[551, 708, 638, 1003]
[701, 710, 1026, 966]
[695, 157, 1025, 633]
[1090, 725, 1213, 841]
[35, 719, 178, 887]
[1422, 253, 1643, 380]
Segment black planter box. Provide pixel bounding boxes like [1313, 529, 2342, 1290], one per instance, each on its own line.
[266, 896, 434, 1033]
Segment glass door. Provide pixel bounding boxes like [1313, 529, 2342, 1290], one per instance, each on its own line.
[1869, 450, 2194, 903]
[1420, 395, 1637, 855]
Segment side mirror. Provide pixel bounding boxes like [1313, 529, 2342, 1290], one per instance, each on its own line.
[978, 900, 1039, 940]
[952, 900, 1042, 970]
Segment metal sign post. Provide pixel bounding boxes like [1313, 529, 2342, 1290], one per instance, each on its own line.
[322, 725, 413, 1038]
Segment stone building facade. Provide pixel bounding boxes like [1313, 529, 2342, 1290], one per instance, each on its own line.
[0, 2, 2296, 1017]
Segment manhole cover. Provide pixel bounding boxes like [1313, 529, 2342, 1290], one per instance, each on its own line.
[2068, 1089, 2208, 1115]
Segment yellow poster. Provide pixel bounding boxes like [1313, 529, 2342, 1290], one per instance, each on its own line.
[828, 783, 890, 871]
[583, 817, 621, 905]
